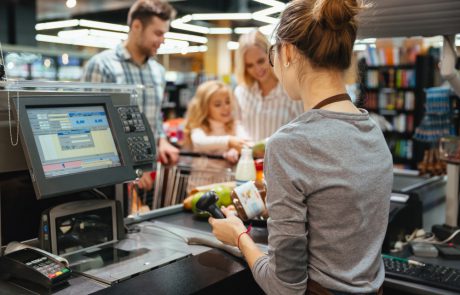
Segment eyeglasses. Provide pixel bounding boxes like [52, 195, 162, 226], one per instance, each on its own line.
[268, 44, 275, 67]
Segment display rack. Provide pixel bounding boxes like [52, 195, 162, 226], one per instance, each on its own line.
[359, 55, 435, 169]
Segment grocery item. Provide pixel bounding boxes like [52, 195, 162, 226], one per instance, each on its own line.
[252, 140, 266, 159]
[230, 180, 266, 221]
[235, 147, 256, 186]
[184, 183, 234, 218]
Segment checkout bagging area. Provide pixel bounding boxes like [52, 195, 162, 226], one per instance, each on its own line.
[0, 81, 459, 295]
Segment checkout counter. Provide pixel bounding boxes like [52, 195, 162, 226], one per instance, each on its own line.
[0, 83, 458, 295]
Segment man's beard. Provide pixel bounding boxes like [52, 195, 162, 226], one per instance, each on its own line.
[137, 39, 155, 58]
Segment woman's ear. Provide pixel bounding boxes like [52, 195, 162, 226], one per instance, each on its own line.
[281, 44, 294, 67]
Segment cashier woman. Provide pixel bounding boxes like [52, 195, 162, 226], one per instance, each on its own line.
[209, 0, 393, 294]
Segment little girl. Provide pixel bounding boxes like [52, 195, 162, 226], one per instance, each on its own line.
[184, 80, 249, 165]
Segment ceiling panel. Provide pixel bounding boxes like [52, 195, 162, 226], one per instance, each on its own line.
[36, 0, 460, 38]
[358, 0, 460, 38]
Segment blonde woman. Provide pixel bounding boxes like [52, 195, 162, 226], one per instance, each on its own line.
[184, 80, 249, 164]
[234, 30, 304, 141]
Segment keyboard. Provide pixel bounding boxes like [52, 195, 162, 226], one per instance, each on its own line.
[383, 255, 460, 293]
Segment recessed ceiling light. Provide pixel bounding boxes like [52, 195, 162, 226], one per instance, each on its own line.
[66, 0, 77, 9]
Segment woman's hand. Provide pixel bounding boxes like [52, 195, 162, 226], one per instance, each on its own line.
[223, 148, 239, 164]
[228, 136, 248, 153]
[208, 207, 247, 247]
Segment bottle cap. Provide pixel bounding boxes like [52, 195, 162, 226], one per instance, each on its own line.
[255, 159, 264, 171]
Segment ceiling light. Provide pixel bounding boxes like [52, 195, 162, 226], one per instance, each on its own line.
[35, 19, 79, 31]
[44, 59, 51, 68]
[252, 0, 286, 9]
[66, 0, 77, 9]
[254, 6, 284, 16]
[157, 45, 208, 55]
[234, 27, 257, 34]
[58, 29, 128, 41]
[36, 34, 117, 49]
[164, 39, 189, 47]
[58, 29, 89, 38]
[252, 13, 279, 24]
[258, 24, 277, 36]
[89, 29, 128, 40]
[360, 38, 376, 44]
[191, 13, 252, 21]
[208, 28, 233, 34]
[165, 32, 208, 44]
[353, 44, 367, 51]
[227, 41, 239, 50]
[171, 20, 209, 34]
[79, 19, 129, 33]
[61, 53, 69, 65]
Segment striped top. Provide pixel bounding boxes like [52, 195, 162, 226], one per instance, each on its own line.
[234, 82, 304, 142]
[82, 43, 166, 138]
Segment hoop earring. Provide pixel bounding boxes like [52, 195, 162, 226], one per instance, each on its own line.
[284, 62, 290, 68]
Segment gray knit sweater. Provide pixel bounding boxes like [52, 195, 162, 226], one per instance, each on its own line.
[251, 109, 393, 294]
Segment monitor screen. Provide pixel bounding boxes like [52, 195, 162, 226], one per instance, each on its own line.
[15, 95, 135, 199]
[27, 106, 121, 178]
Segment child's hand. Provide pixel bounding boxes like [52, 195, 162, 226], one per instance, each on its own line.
[223, 148, 239, 164]
[229, 136, 248, 152]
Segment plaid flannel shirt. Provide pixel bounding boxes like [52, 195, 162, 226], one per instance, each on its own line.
[82, 43, 166, 139]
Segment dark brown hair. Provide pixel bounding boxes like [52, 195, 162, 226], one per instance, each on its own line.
[128, 0, 176, 27]
[276, 0, 364, 71]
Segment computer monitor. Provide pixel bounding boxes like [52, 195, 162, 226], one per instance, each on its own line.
[14, 95, 135, 199]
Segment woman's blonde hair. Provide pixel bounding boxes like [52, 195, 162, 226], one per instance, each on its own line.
[235, 30, 275, 87]
[184, 80, 236, 147]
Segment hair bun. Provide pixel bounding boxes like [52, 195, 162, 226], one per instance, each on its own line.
[312, 0, 360, 31]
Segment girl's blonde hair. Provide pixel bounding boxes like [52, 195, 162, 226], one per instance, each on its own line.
[184, 80, 236, 147]
[235, 30, 275, 87]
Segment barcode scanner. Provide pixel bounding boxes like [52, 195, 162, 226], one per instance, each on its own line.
[196, 191, 225, 219]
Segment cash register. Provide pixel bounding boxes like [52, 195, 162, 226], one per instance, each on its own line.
[0, 91, 190, 290]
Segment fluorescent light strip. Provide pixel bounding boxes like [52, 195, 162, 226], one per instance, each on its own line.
[191, 13, 252, 21]
[252, 13, 279, 24]
[57, 30, 187, 47]
[89, 29, 128, 40]
[259, 24, 277, 36]
[165, 32, 207, 44]
[58, 29, 89, 38]
[353, 44, 367, 51]
[163, 39, 189, 47]
[208, 28, 233, 34]
[36, 34, 117, 49]
[79, 19, 129, 33]
[234, 27, 257, 34]
[58, 29, 128, 41]
[252, 0, 286, 9]
[35, 19, 79, 31]
[157, 45, 208, 55]
[254, 6, 285, 16]
[171, 19, 209, 34]
[227, 41, 239, 50]
[38, 34, 192, 53]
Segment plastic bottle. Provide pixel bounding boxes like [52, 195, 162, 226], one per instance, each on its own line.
[234, 147, 256, 186]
